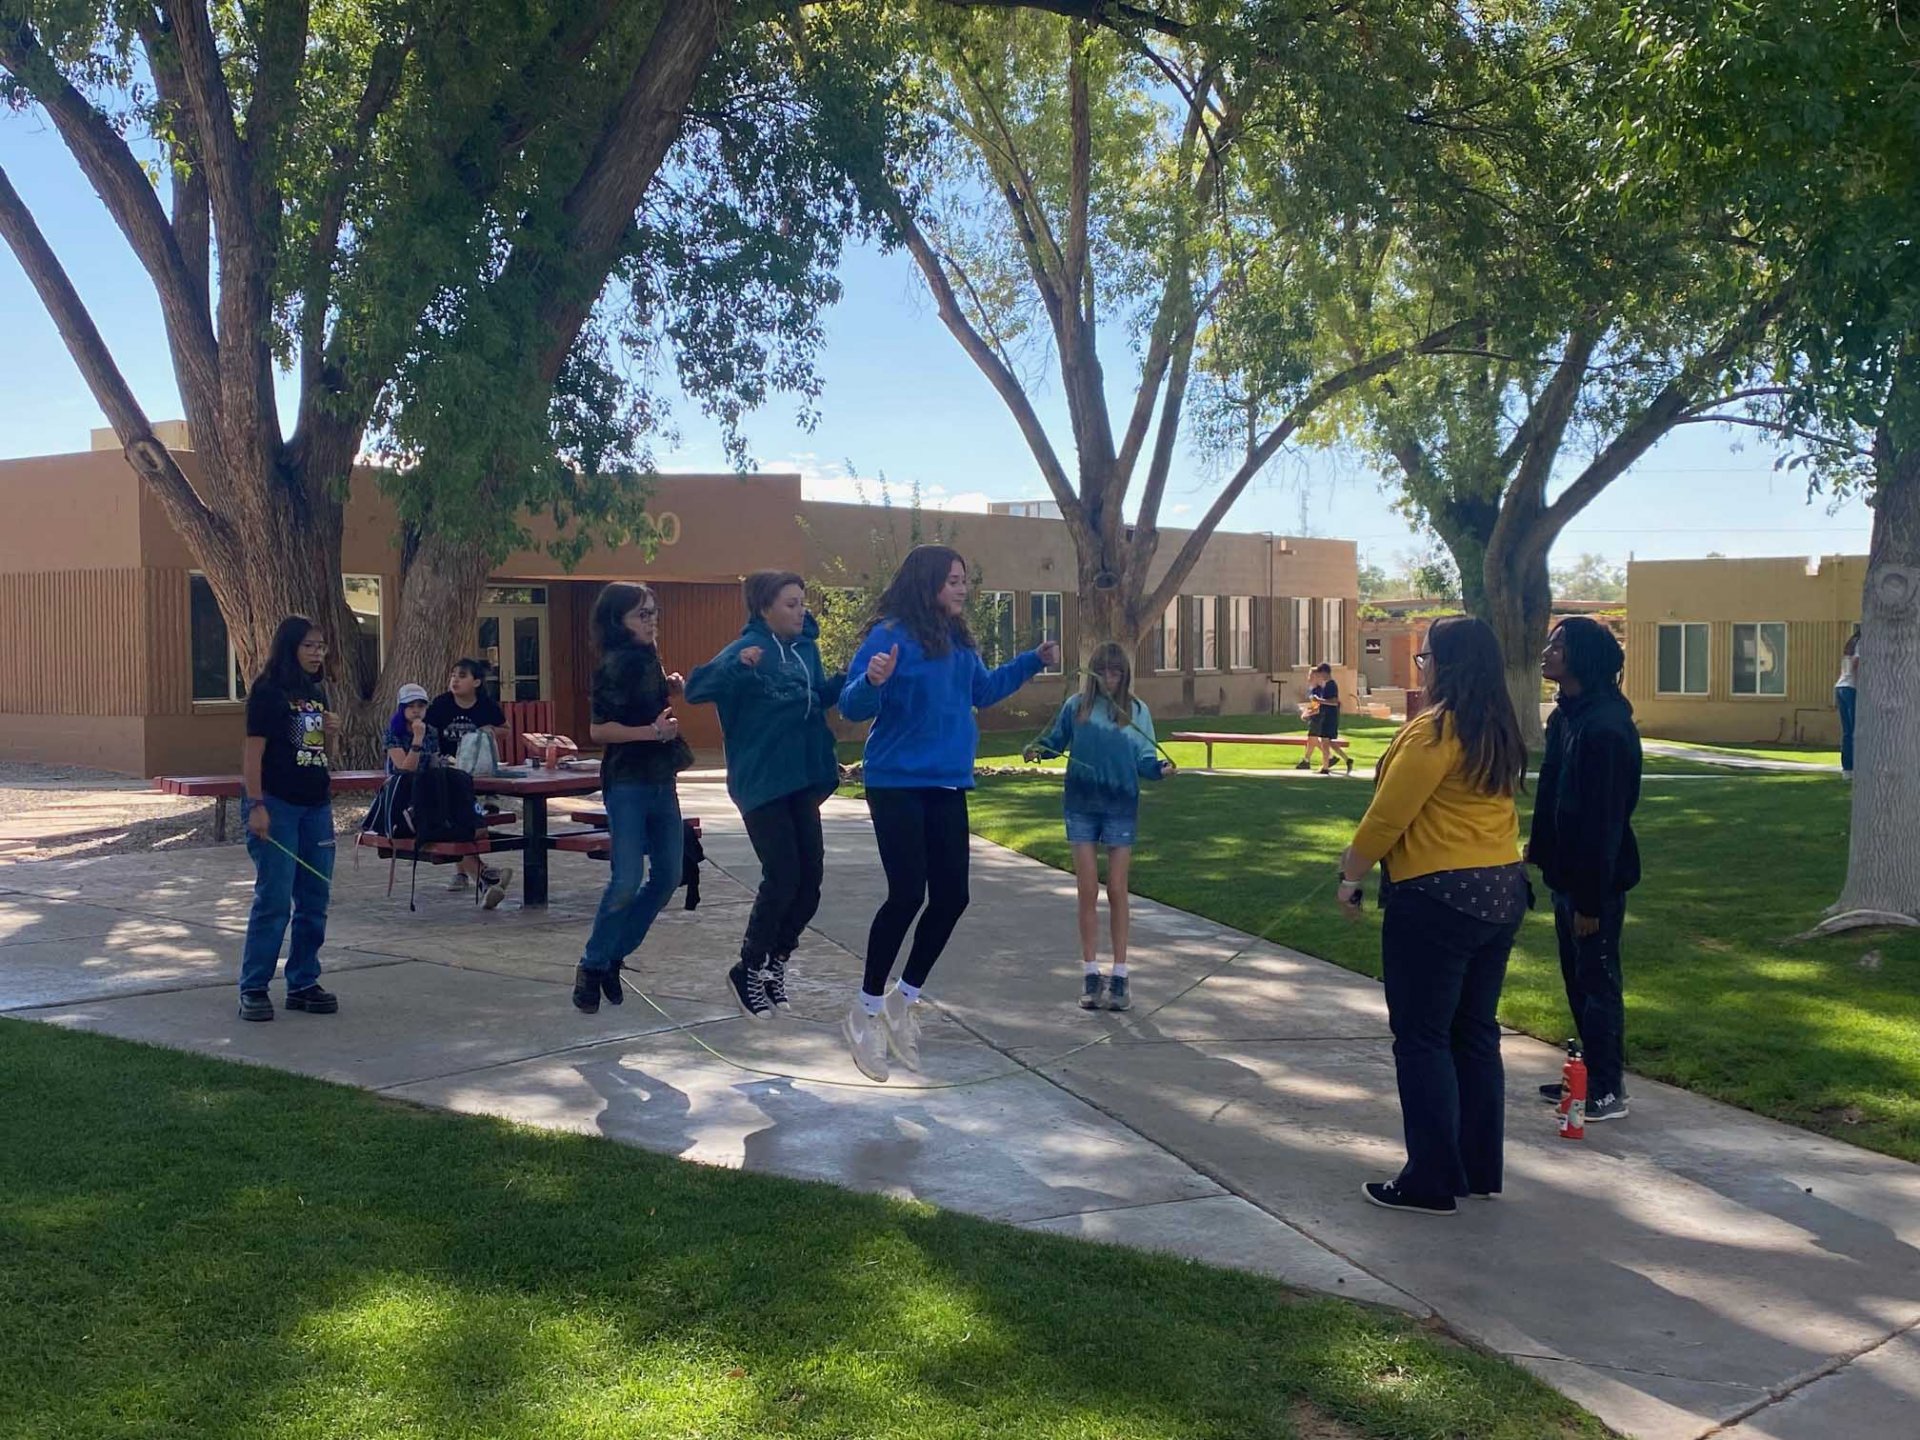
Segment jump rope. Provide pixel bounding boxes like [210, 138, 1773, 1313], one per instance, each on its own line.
[254, 697, 1360, 1093]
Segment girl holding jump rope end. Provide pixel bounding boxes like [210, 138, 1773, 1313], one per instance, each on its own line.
[1025, 642, 1175, 1011]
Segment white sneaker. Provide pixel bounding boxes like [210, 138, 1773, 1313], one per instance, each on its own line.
[881, 987, 923, 1072]
[481, 866, 513, 911]
[843, 1000, 890, 1082]
[447, 872, 471, 893]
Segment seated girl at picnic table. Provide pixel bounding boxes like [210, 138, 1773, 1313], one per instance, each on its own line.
[1023, 642, 1175, 1012]
[376, 683, 511, 910]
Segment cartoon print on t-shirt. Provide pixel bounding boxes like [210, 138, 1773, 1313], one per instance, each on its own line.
[294, 700, 328, 767]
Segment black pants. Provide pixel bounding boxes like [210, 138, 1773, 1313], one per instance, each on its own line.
[1381, 889, 1519, 1201]
[863, 787, 970, 996]
[740, 789, 826, 965]
[1552, 890, 1627, 1099]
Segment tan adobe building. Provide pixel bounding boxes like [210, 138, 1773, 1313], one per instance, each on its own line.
[1623, 554, 1863, 745]
[0, 433, 1357, 775]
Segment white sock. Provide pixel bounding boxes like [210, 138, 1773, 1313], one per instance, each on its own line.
[896, 981, 922, 1005]
[1083, 961, 1101, 976]
[1111, 963, 1129, 978]
[860, 991, 885, 1016]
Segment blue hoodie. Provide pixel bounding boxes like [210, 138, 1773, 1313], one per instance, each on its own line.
[1032, 694, 1166, 817]
[840, 619, 1045, 789]
[685, 612, 844, 815]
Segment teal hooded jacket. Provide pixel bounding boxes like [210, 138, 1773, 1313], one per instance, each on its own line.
[685, 612, 845, 815]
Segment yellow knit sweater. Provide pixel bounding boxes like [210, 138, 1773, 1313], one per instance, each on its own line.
[1350, 711, 1521, 882]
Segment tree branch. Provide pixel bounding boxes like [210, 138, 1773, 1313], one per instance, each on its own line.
[1674, 414, 1868, 455]
[0, 17, 220, 420]
[1143, 318, 1481, 619]
[0, 163, 223, 545]
[936, 0, 1189, 41]
[1135, 316, 1198, 534]
[884, 195, 1080, 519]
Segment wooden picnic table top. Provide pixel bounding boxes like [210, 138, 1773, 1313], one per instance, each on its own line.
[469, 767, 603, 799]
[155, 762, 604, 801]
[154, 771, 387, 797]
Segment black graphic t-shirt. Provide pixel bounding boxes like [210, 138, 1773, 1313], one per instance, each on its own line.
[425, 693, 506, 760]
[246, 676, 332, 806]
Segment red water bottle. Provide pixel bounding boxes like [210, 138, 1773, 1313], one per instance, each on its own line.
[1558, 1040, 1587, 1141]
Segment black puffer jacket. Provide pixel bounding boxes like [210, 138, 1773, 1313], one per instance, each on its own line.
[1528, 690, 1642, 915]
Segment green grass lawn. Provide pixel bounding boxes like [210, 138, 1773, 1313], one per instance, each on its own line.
[0, 1020, 1602, 1440]
[964, 770, 1920, 1163]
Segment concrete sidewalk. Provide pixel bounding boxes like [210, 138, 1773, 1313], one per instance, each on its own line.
[2, 782, 1916, 1439]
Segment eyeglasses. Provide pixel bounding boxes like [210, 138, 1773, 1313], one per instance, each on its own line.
[1415, 652, 1432, 669]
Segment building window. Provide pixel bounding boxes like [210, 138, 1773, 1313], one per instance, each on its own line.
[1029, 591, 1063, 673]
[189, 574, 244, 702]
[1156, 601, 1182, 672]
[979, 590, 1016, 666]
[344, 575, 383, 688]
[1657, 622, 1710, 696]
[1193, 594, 1218, 670]
[1291, 598, 1312, 669]
[1322, 598, 1345, 668]
[1230, 596, 1253, 669]
[1731, 622, 1787, 696]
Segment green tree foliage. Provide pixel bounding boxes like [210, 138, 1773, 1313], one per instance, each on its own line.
[1549, 552, 1625, 603]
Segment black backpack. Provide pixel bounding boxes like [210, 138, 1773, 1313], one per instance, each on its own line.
[406, 763, 479, 846]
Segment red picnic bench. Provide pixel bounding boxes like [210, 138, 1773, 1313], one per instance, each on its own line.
[1168, 731, 1353, 774]
[155, 771, 387, 842]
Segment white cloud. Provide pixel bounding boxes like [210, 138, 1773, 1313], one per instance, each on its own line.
[768, 452, 993, 513]
[1170, 503, 1193, 517]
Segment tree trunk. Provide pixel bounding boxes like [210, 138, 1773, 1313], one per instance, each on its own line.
[1485, 543, 1552, 751]
[365, 528, 502, 765]
[1826, 407, 1920, 928]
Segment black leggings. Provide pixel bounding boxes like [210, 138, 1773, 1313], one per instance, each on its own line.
[740, 789, 826, 965]
[863, 787, 970, 996]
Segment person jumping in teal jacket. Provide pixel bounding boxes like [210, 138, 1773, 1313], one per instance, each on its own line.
[686, 571, 845, 1022]
[1026, 641, 1175, 1011]
[836, 544, 1058, 1083]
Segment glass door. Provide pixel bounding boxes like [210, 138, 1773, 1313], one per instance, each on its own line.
[476, 601, 549, 702]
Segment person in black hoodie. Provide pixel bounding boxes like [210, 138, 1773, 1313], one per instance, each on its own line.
[1529, 616, 1642, 1122]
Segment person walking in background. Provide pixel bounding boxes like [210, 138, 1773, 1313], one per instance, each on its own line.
[573, 583, 690, 1015]
[238, 616, 341, 1022]
[1024, 641, 1174, 1011]
[1835, 626, 1860, 779]
[838, 545, 1059, 1082]
[686, 570, 845, 1022]
[1531, 617, 1642, 1124]
[1337, 616, 1528, 1216]
[1297, 662, 1348, 775]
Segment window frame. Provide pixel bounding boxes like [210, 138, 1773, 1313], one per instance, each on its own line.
[1321, 597, 1344, 669]
[978, 589, 1016, 667]
[188, 572, 245, 704]
[1730, 620, 1789, 697]
[1656, 621, 1711, 697]
[1156, 601, 1182, 673]
[1230, 595, 1254, 670]
[1028, 590, 1064, 674]
[1290, 598, 1311, 670]
[1192, 593, 1219, 671]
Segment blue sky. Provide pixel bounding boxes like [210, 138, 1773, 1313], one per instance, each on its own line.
[0, 115, 1874, 576]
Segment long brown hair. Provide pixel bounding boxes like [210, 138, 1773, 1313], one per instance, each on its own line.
[592, 581, 656, 658]
[1423, 615, 1526, 795]
[864, 544, 973, 658]
[1077, 641, 1136, 725]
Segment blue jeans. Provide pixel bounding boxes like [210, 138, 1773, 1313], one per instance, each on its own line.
[1380, 888, 1519, 1201]
[1836, 686, 1857, 773]
[240, 794, 336, 994]
[581, 783, 683, 972]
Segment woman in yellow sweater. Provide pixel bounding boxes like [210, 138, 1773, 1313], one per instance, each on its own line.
[1337, 616, 1529, 1217]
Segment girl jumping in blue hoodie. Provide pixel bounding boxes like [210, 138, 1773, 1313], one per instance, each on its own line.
[685, 571, 845, 1022]
[837, 545, 1058, 1082]
[1025, 642, 1175, 1012]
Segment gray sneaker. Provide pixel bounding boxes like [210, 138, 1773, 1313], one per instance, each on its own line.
[1079, 972, 1106, 1009]
[447, 871, 471, 893]
[1105, 974, 1132, 1011]
[881, 987, 923, 1072]
[1586, 1092, 1629, 1122]
[842, 999, 890, 1082]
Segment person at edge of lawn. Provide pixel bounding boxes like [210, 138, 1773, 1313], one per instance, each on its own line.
[1835, 626, 1860, 779]
[1530, 616, 1642, 1125]
[238, 616, 342, 1022]
[382, 683, 512, 910]
[1023, 641, 1175, 1012]
[685, 570, 846, 1022]
[1298, 662, 1347, 775]
[837, 544, 1060, 1082]
[572, 582, 692, 1015]
[1336, 615, 1530, 1217]
[427, 659, 513, 897]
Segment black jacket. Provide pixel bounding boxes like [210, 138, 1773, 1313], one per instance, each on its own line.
[1529, 689, 1642, 915]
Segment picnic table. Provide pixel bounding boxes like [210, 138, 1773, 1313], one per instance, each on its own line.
[154, 761, 608, 907]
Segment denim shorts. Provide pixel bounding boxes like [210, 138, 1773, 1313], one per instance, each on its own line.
[1064, 809, 1137, 848]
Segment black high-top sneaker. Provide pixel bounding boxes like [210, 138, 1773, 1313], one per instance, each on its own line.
[763, 952, 793, 1014]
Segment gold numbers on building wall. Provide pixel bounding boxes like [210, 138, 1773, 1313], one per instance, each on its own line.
[653, 512, 682, 546]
